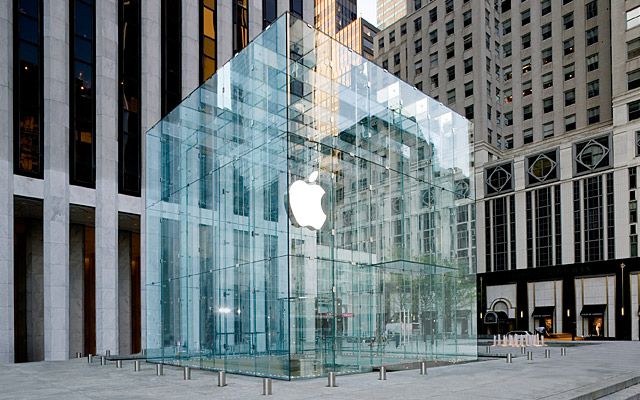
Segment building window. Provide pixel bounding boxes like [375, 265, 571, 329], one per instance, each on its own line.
[586, 53, 599, 72]
[382, 60, 388, 70]
[445, 20, 454, 36]
[447, 89, 456, 104]
[429, 7, 438, 23]
[630, 100, 640, 121]
[565, 89, 575, 106]
[464, 81, 473, 97]
[201, 0, 217, 82]
[523, 104, 533, 120]
[629, 38, 640, 59]
[503, 41, 512, 58]
[564, 63, 575, 80]
[14, 0, 43, 178]
[541, 0, 551, 15]
[541, 23, 551, 40]
[563, 12, 573, 29]
[503, 18, 511, 34]
[290, 0, 303, 17]
[628, 7, 640, 30]
[563, 38, 574, 55]
[522, 33, 531, 49]
[587, 79, 599, 98]
[162, 0, 182, 116]
[463, 10, 472, 27]
[505, 111, 513, 126]
[543, 122, 554, 138]
[627, 69, 640, 91]
[521, 9, 530, 25]
[263, 0, 277, 28]
[503, 65, 512, 80]
[522, 56, 531, 73]
[394, 53, 400, 65]
[430, 30, 438, 44]
[414, 17, 422, 31]
[430, 52, 438, 67]
[504, 88, 512, 103]
[565, 114, 576, 131]
[542, 72, 553, 88]
[587, 107, 600, 124]
[70, 0, 96, 187]
[447, 66, 455, 81]
[485, 195, 516, 271]
[574, 135, 610, 173]
[400, 23, 407, 35]
[465, 105, 474, 119]
[486, 163, 513, 195]
[389, 31, 395, 44]
[586, 27, 598, 46]
[463, 57, 473, 74]
[378, 37, 384, 50]
[543, 97, 553, 113]
[522, 80, 532, 96]
[415, 59, 423, 75]
[446, 43, 454, 58]
[430, 74, 438, 88]
[233, 0, 248, 53]
[585, 1, 597, 20]
[415, 38, 422, 54]
[542, 47, 552, 64]
[119, 0, 141, 196]
[524, 128, 533, 144]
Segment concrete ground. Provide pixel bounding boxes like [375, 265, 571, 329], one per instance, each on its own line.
[1, 342, 639, 400]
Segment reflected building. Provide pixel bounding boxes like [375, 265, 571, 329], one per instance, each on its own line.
[145, 13, 476, 379]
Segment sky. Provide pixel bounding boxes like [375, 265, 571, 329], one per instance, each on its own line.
[358, 0, 378, 26]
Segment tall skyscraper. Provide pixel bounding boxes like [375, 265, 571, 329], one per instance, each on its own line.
[377, 0, 408, 29]
[376, 0, 640, 340]
[0, 0, 313, 364]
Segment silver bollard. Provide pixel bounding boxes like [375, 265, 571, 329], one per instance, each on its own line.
[105, 350, 111, 357]
[327, 371, 337, 387]
[76, 352, 82, 358]
[218, 371, 227, 387]
[560, 347, 566, 356]
[506, 353, 512, 364]
[262, 377, 273, 395]
[87, 354, 93, 363]
[544, 349, 551, 359]
[183, 366, 191, 380]
[156, 364, 164, 376]
[420, 361, 427, 375]
[485, 346, 491, 354]
[100, 356, 106, 366]
[527, 351, 533, 361]
[134, 360, 141, 372]
[521, 347, 526, 355]
[116, 360, 122, 368]
[379, 366, 387, 380]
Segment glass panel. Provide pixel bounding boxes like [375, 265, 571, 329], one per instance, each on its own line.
[145, 13, 476, 380]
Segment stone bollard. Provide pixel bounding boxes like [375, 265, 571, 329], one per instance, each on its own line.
[105, 350, 111, 357]
[527, 351, 533, 361]
[544, 349, 551, 359]
[75, 352, 82, 358]
[183, 366, 191, 380]
[156, 364, 164, 376]
[485, 346, 491, 354]
[116, 360, 122, 368]
[88, 354, 93, 363]
[262, 378, 273, 395]
[218, 371, 227, 387]
[521, 347, 526, 355]
[134, 360, 141, 372]
[379, 366, 387, 380]
[100, 356, 106, 366]
[506, 353, 513, 364]
[327, 371, 337, 387]
[560, 347, 567, 356]
[420, 361, 427, 375]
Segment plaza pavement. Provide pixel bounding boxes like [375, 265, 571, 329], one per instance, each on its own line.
[1, 341, 639, 399]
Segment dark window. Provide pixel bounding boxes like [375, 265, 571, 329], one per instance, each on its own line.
[463, 10, 472, 26]
[486, 163, 513, 195]
[201, 0, 217, 82]
[535, 187, 553, 267]
[162, 0, 182, 116]
[629, 69, 640, 90]
[429, 7, 438, 22]
[70, 0, 96, 187]
[541, 0, 551, 15]
[290, 0, 303, 17]
[414, 17, 422, 31]
[233, 167, 250, 216]
[119, 0, 141, 196]
[586, 27, 598, 46]
[414, 38, 422, 54]
[233, 0, 248, 54]
[630, 100, 640, 121]
[263, 0, 277, 28]
[263, 178, 279, 222]
[585, 1, 597, 19]
[14, 0, 44, 178]
[574, 135, 610, 174]
[563, 12, 573, 29]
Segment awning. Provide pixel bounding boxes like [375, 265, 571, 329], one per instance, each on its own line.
[484, 310, 509, 324]
[531, 306, 555, 318]
[580, 304, 606, 317]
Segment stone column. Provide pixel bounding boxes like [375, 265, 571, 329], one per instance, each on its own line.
[42, 0, 70, 361]
[95, 0, 119, 355]
[141, 0, 162, 354]
[183, 0, 199, 95]
[0, 0, 15, 364]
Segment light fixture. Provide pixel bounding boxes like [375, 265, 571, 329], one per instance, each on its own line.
[566, 309, 570, 317]
[520, 310, 523, 318]
[621, 307, 625, 316]
[218, 306, 231, 314]
[480, 312, 483, 319]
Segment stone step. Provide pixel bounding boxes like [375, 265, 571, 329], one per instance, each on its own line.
[566, 375, 640, 400]
[599, 383, 640, 400]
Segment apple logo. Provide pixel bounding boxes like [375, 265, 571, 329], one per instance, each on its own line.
[288, 171, 327, 230]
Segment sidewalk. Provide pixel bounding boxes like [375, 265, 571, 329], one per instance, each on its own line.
[1, 341, 639, 399]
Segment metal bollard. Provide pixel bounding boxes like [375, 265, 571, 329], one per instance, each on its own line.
[544, 349, 551, 359]
[183, 366, 191, 380]
[506, 353, 512, 364]
[100, 356, 106, 366]
[116, 360, 122, 368]
[105, 350, 111, 357]
[262, 378, 273, 395]
[327, 371, 337, 387]
[420, 361, 427, 375]
[560, 347, 566, 356]
[156, 364, 164, 376]
[485, 346, 491, 354]
[76, 352, 82, 358]
[218, 371, 227, 387]
[134, 360, 141, 372]
[379, 366, 387, 380]
[521, 347, 526, 355]
[527, 351, 533, 361]
[87, 354, 93, 363]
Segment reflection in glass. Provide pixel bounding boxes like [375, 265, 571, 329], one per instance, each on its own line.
[145, 13, 476, 379]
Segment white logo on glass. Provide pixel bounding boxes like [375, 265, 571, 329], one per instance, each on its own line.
[288, 171, 326, 230]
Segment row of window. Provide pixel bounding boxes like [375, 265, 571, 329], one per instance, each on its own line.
[501, 0, 597, 20]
